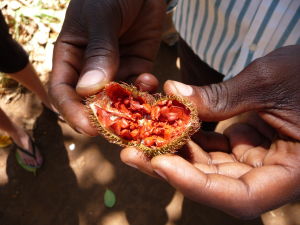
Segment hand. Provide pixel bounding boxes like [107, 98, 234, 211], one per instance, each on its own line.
[121, 113, 300, 218]
[120, 45, 300, 218]
[49, 0, 165, 135]
[164, 45, 300, 141]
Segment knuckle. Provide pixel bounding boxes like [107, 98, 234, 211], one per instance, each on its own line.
[249, 56, 276, 83]
[85, 38, 116, 58]
[198, 83, 232, 114]
[245, 57, 287, 107]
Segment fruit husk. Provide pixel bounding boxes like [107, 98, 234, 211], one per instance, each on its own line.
[86, 82, 200, 157]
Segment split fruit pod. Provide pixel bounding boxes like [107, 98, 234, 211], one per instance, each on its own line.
[86, 82, 200, 157]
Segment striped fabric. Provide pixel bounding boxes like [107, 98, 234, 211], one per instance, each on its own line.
[173, 0, 300, 79]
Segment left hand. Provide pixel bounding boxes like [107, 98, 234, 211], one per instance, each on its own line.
[49, 0, 165, 135]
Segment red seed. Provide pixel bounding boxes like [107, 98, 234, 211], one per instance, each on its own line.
[177, 120, 183, 126]
[159, 128, 164, 135]
[120, 118, 129, 128]
[160, 106, 169, 115]
[142, 104, 151, 114]
[111, 122, 121, 135]
[164, 129, 172, 140]
[144, 137, 155, 146]
[123, 98, 130, 105]
[167, 100, 173, 106]
[134, 112, 142, 119]
[114, 102, 120, 109]
[131, 129, 139, 138]
[120, 104, 130, 114]
[167, 112, 178, 121]
[155, 137, 166, 147]
[130, 100, 142, 110]
[143, 131, 150, 137]
[130, 123, 136, 130]
[151, 106, 160, 120]
[120, 129, 132, 139]
[157, 100, 167, 106]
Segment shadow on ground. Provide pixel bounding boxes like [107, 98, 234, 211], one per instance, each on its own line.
[0, 43, 264, 225]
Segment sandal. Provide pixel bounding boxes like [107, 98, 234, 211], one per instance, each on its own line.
[14, 138, 42, 174]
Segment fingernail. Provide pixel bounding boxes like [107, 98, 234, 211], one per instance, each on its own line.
[74, 127, 91, 136]
[125, 162, 138, 169]
[77, 70, 107, 88]
[154, 169, 167, 180]
[169, 81, 193, 96]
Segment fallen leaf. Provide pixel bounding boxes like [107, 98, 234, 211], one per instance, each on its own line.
[104, 189, 116, 208]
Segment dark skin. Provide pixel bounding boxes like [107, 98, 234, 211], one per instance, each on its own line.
[49, 0, 300, 219]
[49, 0, 165, 135]
[120, 46, 300, 218]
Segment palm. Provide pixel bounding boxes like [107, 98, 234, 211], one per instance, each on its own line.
[121, 113, 300, 218]
[167, 114, 300, 218]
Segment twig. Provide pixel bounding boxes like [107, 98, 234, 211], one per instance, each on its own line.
[16, 0, 30, 7]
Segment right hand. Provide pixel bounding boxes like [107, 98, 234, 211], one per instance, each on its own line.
[49, 0, 165, 135]
[163, 45, 300, 141]
[120, 45, 300, 218]
[121, 112, 300, 219]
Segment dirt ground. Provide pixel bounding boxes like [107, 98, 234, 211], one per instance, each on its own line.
[0, 43, 298, 225]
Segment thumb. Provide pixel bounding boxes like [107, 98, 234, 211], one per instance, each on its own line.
[164, 75, 268, 121]
[76, 21, 119, 96]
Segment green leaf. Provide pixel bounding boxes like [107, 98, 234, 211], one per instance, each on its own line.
[104, 189, 116, 208]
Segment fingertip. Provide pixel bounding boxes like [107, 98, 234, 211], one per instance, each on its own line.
[151, 154, 177, 170]
[120, 147, 160, 177]
[76, 70, 109, 96]
[74, 111, 99, 136]
[151, 155, 187, 181]
[163, 80, 175, 95]
[120, 147, 152, 168]
[60, 101, 99, 137]
[120, 147, 141, 165]
[135, 73, 159, 92]
[163, 80, 194, 96]
[73, 125, 98, 137]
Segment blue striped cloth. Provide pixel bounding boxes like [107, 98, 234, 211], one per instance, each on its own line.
[173, 0, 300, 79]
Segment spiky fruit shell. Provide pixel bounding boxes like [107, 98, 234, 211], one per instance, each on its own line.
[86, 82, 201, 157]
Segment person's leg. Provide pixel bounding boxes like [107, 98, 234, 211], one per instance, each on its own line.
[0, 11, 43, 167]
[8, 63, 53, 110]
[0, 108, 42, 166]
[0, 10, 53, 111]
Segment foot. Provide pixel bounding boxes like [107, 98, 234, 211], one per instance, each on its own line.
[11, 131, 43, 167]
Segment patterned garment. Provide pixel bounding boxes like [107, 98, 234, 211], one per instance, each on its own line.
[173, 0, 300, 79]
